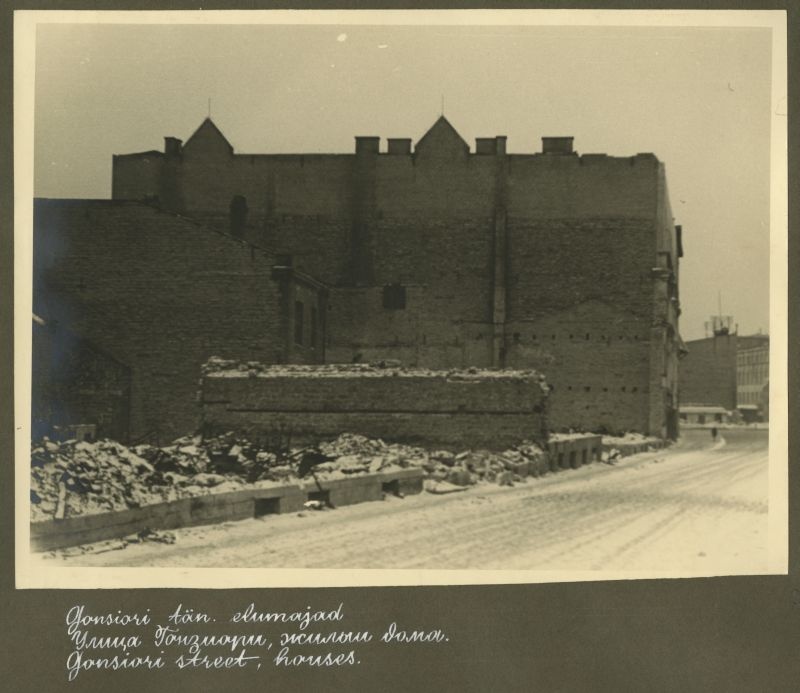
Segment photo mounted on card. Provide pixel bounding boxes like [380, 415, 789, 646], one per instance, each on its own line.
[13, 9, 788, 589]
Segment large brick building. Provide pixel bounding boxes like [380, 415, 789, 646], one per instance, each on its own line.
[35, 115, 683, 440]
[33, 200, 326, 442]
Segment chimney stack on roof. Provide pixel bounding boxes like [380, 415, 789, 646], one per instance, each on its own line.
[475, 136, 507, 155]
[164, 137, 183, 157]
[355, 136, 380, 155]
[542, 136, 574, 155]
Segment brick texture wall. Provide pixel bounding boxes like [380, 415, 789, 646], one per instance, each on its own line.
[34, 200, 300, 443]
[200, 366, 549, 449]
[110, 117, 682, 436]
[505, 300, 652, 434]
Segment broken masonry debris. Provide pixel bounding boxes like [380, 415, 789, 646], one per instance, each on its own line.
[30, 430, 554, 522]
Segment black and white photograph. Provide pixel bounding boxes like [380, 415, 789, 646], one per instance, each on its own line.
[14, 9, 787, 588]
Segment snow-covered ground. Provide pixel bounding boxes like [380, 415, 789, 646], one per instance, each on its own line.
[52, 429, 769, 574]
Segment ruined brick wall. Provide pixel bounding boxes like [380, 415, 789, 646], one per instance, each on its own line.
[505, 301, 652, 434]
[325, 285, 495, 368]
[200, 364, 549, 449]
[504, 155, 672, 435]
[33, 200, 294, 442]
[32, 318, 131, 441]
[111, 118, 682, 436]
[679, 334, 738, 410]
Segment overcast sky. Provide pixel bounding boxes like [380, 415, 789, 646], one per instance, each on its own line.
[32, 20, 773, 341]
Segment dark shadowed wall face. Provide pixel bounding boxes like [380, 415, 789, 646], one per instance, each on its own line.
[33, 200, 294, 443]
[679, 334, 739, 410]
[32, 319, 131, 441]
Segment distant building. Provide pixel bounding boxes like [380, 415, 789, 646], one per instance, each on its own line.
[679, 318, 769, 423]
[678, 405, 732, 425]
[680, 328, 738, 412]
[737, 335, 769, 422]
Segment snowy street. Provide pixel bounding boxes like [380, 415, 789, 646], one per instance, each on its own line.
[56, 429, 769, 573]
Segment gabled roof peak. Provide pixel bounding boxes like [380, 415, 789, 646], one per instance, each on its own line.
[183, 117, 234, 153]
[415, 115, 469, 155]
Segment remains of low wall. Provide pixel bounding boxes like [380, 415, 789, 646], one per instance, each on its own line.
[199, 361, 550, 449]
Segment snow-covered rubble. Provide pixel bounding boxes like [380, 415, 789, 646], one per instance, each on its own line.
[29, 437, 249, 522]
[601, 432, 659, 446]
[30, 431, 549, 522]
[201, 356, 548, 384]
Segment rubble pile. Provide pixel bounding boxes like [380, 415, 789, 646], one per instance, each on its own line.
[31, 439, 186, 522]
[315, 433, 549, 488]
[601, 432, 656, 446]
[201, 356, 548, 388]
[30, 432, 550, 523]
[30, 437, 252, 523]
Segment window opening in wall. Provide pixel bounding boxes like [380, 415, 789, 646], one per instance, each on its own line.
[229, 195, 248, 237]
[513, 332, 521, 343]
[254, 498, 280, 517]
[585, 333, 590, 340]
[621, 386, 626, 392]
[532, 334, 537, 340]
[294, 300, 304, 345]
[383, 283, 406, 310]
[632, 387, 638, 393]
[310, 306, 318, 348]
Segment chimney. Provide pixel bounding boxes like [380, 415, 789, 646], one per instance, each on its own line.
[355, 136, 380, 155]
[164, 137, 183, 157]
[387, 138, 412, 155]
[541, 137, 574, 155]
[476, 136, 508, 155]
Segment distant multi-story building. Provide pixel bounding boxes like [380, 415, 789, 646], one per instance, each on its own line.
[737, 335, 769, 422]
[679, 319, 769, 423]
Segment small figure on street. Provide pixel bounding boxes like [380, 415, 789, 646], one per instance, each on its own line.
[711, 426, 718, 441]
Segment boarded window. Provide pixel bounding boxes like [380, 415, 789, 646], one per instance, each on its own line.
[383, 284, 406, 310]
[294, 300, 304, 345]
